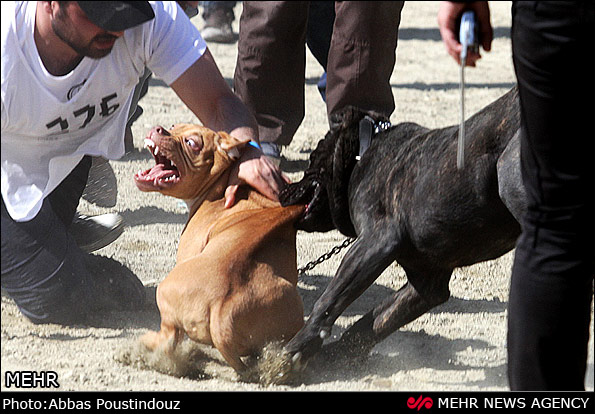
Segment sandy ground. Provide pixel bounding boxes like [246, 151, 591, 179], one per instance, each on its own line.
[2, 2, 593, 392]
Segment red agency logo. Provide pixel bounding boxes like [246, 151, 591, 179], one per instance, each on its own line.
[407, 395, 434, 410]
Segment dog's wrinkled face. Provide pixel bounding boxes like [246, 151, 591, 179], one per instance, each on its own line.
[134, 124, 244, 199]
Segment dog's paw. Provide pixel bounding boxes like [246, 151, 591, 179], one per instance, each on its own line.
[239, 342, 300, 386]
[116, 338, 210, 380]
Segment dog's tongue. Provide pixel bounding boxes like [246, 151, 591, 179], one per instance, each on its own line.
[143, 163, 176, 180]
[134, 163, 179, 191]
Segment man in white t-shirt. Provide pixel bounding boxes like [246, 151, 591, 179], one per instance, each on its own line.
[1, 1, 286, 324]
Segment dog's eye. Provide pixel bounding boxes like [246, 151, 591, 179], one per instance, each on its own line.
[184, 137, 200, 151]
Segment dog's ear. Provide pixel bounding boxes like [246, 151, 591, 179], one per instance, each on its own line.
[215, 131, 246, 160]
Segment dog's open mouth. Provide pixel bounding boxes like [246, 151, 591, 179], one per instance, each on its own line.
[134, 138, 181, 191]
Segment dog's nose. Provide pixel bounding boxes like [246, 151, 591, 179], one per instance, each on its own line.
[151, 126, 170, 137]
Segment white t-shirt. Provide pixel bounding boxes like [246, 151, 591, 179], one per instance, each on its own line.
[1, 1, 207, 221]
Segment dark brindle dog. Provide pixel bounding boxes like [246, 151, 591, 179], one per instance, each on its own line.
[279, 87, 525, 372]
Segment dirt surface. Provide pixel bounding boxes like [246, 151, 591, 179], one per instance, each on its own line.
[2, 2, 593, 392]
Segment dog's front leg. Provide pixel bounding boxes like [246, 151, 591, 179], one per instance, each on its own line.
[285, 233, 398, 367]
[324, 267, 452, 359]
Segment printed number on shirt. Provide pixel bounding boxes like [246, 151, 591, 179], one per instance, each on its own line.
[45, 93, 120, 132]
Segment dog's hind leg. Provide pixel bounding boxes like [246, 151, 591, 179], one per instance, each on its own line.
[140, 322, 183, 354]
[497, 130, 526, 223]
[212, 339, 247, 373]
[209, 302, 248, 373]
[140, 279, 185, 353]
[324, 267, 452, 359]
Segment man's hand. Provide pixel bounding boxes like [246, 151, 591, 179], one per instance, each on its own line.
[438, 1, 493, 67]
[224, 144, 290, 208]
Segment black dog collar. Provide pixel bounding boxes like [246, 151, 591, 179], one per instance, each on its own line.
[357, 116, 391, 160]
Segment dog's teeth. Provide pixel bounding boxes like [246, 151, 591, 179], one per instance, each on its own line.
[154, 146, 160, 156]
[143, 138, 153, 149]
[171, 160, 176, 168]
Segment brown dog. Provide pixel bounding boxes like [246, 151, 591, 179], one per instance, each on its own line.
[133, 124, 305, 373]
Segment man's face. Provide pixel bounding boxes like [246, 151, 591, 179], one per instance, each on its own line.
[51, 2, 124, 59]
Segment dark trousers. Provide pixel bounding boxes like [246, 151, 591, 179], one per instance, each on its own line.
[233, 1, 404, 145]
[306, 1, 335, 71]
[1, 156, 97, 324]
[508, 1, 594, 390]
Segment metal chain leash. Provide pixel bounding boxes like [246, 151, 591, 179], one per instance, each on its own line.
[298, 237, 356, 275]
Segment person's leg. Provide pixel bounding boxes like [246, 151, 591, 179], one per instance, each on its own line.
[306, 1, 335, 102]
[2, 158, 95, 324]
[81, 157, 118, 208]
[68, 156, 125, 252]
[201, 1, 237, 15]
[2, 203, 91, 324]
[508, 0, 594, 390]
[1, 158, 145, 325]
[233, 1, 309, 148]
[306, 1, 335, 70]
[326, 1, 404, 123]
[200, 1, 238, 44]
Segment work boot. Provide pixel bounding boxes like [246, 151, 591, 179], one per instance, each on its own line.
[201, 7, 237, 44]
[70, 213, 125, 253]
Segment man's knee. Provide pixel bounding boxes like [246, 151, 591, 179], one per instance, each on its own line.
[5, 255, 93, 325]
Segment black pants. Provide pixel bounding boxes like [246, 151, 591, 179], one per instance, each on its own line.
[1, 156, 98, 324]
[508, 1, 594, 390]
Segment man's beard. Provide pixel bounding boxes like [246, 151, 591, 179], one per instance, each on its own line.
[51, 15, 117, 59]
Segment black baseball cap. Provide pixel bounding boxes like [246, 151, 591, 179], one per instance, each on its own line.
[77, 1, 155, 32]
